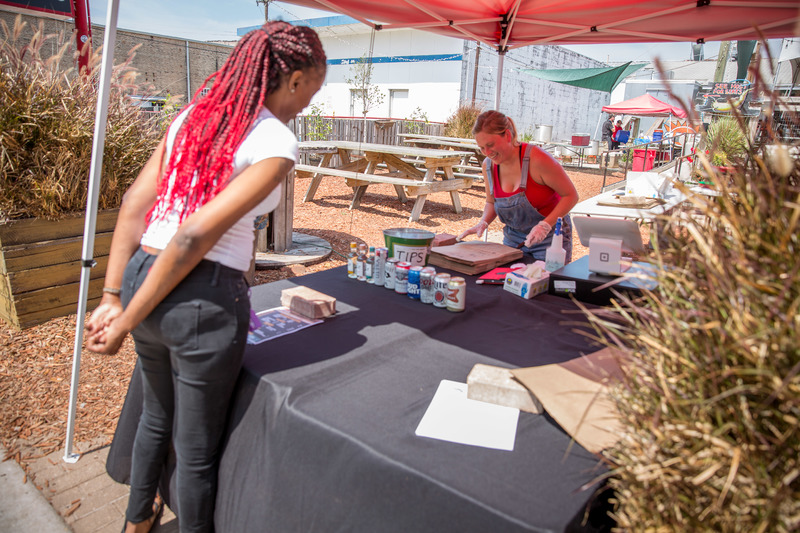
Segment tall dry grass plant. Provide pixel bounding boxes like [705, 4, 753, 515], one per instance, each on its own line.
[0, 16, 164, 221]
[444, 101, 483, 139]
[582, 49, 800, 531]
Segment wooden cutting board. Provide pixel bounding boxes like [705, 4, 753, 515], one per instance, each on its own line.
[428, 241, 523, 275]
[596, 197, 666, 209]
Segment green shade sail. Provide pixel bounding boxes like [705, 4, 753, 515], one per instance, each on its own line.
[519, 61, 647, 93]
[736, 40, 757, 81]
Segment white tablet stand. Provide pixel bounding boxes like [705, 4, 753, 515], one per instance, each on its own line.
[587, 236, 624, 275]
[572, 216, 645, 276]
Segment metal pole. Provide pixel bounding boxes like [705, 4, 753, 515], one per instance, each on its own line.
[495, 50, 505, 111]
[64, 0, 120, 464]
[186, 41, 191, 102]
[72, 0, 92, 74]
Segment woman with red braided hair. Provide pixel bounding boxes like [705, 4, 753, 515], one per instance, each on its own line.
[85, 22, 326, 533]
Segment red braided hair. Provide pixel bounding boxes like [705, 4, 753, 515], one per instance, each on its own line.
[148, 21, 326, 224]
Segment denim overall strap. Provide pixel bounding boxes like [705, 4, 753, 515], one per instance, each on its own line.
[493, 146, 544, 238]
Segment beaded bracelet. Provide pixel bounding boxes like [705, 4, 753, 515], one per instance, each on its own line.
[102, 287, 121, 296]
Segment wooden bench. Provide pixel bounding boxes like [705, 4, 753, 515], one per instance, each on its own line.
[373, 161, 480, 181]
[294, 163, 474, 221]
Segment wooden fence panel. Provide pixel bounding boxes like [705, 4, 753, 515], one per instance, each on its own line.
[291, 117, 444, 145]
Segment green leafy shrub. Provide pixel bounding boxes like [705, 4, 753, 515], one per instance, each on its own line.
[0, 17, 164, 221]
[444, 101, 483, 139]
[582, 76, 800, 530]
[403, 106, 429, 135]
[303, 102, 332, 141]
[520, 129, 535, 143]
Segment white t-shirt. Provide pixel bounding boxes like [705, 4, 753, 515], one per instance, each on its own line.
[140, 107, 298, 271]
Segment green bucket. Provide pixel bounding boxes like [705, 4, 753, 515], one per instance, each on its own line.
[383, 228, 435, 266]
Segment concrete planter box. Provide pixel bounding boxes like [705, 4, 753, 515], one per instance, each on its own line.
[0, 210, 118, 329]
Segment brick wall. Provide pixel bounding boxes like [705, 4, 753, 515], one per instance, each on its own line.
[0, 8, 233, 105]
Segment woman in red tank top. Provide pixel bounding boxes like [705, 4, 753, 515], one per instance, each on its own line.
[458, 110, 579, 262]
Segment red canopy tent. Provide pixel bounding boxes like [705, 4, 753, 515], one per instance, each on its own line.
[284, 0, 798, 49]
[65, 0, 799, 461]
[602, 94, 688, 118]
[283, 0, 799, 107]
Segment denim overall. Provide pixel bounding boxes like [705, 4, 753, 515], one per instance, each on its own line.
[486, 144, 572, 262]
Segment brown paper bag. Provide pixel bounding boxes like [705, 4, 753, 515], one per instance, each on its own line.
[512, 347, 626, 454]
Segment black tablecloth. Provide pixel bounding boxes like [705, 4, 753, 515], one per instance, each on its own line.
[107, 266, 612, 532]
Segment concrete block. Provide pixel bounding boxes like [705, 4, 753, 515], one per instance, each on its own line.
[280, 286, 336, 319]
[466, 364, 543, 414]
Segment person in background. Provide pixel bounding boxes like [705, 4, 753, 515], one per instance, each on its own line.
[85, 22, 326, 533]
[458, 110, 578, 262]
[602, 114, 614, 151]
[611, 119, 623, 149]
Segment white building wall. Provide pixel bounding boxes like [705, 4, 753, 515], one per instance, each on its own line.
[311, 26, 463, 122]
[310, 22, 611, 140]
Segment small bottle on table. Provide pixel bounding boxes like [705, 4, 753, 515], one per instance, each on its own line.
[545, 217, 566, 272]
[356, 243, 367, 281]
[365, 246, 375, 283]
[347, 242, 358, 279]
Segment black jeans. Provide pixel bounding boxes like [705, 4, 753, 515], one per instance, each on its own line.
[122, 248, 249, 532]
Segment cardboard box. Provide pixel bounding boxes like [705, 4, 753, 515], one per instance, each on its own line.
[280, 286, 336, 319]
[503, 271, 549, 299]
[432, 233, 457, 247]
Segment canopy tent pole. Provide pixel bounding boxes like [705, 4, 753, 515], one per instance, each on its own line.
[64, 0, 121, 463]
[495, 50, 505, 111]
[593, 113, 604, 141]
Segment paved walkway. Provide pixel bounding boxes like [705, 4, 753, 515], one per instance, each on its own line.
[1, 443, 177, 533]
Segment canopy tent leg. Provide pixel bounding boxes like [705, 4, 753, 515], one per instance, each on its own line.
[64, 0, 121, 463]
[592, 113, 604, 141]
[494, 50, 505, 111]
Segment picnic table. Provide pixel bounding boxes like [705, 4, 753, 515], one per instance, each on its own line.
[399, 135, 485, 170]
[296, 140, 474, 222]
[549, 142, 590, 168]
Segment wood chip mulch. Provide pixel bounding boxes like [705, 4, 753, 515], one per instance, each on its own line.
[1, 165, 626, 474]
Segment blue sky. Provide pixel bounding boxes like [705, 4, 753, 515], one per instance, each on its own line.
[87, 0, 726, 63]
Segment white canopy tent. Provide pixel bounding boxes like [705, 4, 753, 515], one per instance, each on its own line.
[66, 0, 800, 460]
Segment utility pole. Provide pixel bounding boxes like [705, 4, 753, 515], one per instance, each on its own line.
[713, 41, 732, 83]
[471, 44, 480, 103]
[256, 0, 270, 22]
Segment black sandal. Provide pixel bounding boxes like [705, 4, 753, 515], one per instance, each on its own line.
[121, 493, 164, 533]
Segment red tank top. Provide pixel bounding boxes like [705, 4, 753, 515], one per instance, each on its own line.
[491, 143, 560, 217]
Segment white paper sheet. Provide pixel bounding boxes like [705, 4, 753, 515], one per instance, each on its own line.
[415, 380, 520, 451]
